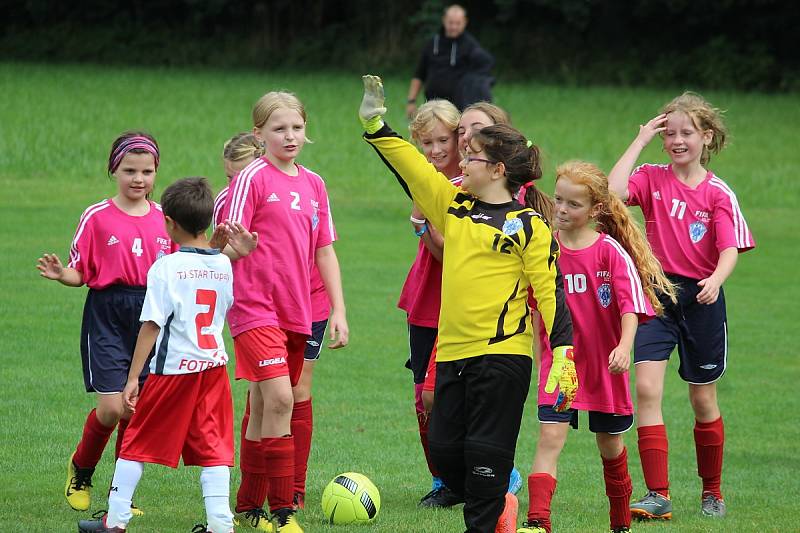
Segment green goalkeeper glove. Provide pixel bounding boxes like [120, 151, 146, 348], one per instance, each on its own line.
[545, 345, 578, 412]
[359, 75, 387, 134]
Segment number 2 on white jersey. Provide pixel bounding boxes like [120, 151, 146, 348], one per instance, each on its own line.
[195, 289, 218, 349]
[289, 191, 301, 210]
[131, 238, 143, 257]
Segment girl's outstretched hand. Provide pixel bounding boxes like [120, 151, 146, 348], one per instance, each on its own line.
[225, 221, 258, 258]
[635, 113, 668, 147]
[359, 75, 387, 133]
[37, 253, 64, 280]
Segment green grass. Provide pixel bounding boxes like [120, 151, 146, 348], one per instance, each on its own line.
[0, 62, 798, 532]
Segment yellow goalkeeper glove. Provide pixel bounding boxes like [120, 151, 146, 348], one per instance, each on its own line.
[359, 75, 387, 134]
[544, 345, 578, 412]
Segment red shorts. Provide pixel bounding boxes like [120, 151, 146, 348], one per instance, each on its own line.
[120, 365, 234, 468]
[234, 326, 308, 386]
[422, 337, 438, 392]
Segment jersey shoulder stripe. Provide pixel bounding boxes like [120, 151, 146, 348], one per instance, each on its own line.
[213, 187, 229, 225]
[69, 200, 111, 266]
[228, 158, 268, 224]
[604, 235, 647, 313]
[708, 176, 752, 248]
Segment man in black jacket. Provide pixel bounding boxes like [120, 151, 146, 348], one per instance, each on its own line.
[406, 4, 495, 118]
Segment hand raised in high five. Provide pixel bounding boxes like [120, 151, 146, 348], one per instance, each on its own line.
[359, 75, 387, 134]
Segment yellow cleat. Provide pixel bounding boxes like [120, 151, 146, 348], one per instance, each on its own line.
[130, 503, 144, 517]
[65, 453, 94, 511]
[517, 520, 547, 533]
[273, 508, 303, 533]
[234, 508, 274, 532]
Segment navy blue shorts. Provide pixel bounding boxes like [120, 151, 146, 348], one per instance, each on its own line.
[80, 285, 151, 393]
[303, 319, 328, 361]
[538, 405, 633, 434]
[633, 274, 727, 384]
[406, 324, 438, 384]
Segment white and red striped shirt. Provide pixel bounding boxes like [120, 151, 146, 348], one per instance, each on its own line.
[68, 199, 174, 289]
[537, 233, 655, 415]
[627, 164, 755, 279]
[220, 158, 334, 337]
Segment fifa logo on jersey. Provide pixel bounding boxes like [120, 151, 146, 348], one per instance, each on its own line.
[597, 283, 612, 308]
[689, 221, 707, 243]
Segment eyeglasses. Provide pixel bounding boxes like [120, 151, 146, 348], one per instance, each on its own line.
[462, 155, 496, 165]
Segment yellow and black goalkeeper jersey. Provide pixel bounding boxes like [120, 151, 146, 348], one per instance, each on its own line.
[365, 124, 573, 362]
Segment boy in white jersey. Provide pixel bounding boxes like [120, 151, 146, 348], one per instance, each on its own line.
[78, 177, 237, 533]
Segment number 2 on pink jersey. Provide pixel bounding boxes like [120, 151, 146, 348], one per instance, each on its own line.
[195, 289, 218, 349]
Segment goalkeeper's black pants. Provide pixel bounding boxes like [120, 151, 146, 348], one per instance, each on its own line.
[429, 354, 531, 533]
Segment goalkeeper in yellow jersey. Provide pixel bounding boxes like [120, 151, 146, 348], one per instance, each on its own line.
[359, 76, 576, 533]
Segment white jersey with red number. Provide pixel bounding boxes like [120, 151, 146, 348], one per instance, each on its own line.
[538, 233, 655, 415]
[221, 157, 334, 337]
[68, 199, 174, 289]
[627, 164, 755, 279]
[141, 247, 234, 375]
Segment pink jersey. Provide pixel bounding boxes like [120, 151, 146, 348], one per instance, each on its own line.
[215, 183, 333, 324]
[397, 175, 463, 328]
[212, 186, 229, 227]
[537, 233, 655, 415]
[222, 157, 334, 336]
[627, 164, 755, 279]
[68, 199, 174, 289]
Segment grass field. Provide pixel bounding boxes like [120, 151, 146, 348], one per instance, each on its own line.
[1, 62, 798, 533]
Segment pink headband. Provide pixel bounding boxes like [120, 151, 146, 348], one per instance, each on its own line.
[516, 180, 535, 203]
[109, 136, 160, 173]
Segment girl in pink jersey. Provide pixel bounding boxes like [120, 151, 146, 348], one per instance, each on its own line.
[401, 100, 463, 507]
[219, 93, 348, 533]
[519, 161, 676, 533]
[215, 131, 332, 515]
[608, 92, 755, 520]
[36, 131, 173, 514]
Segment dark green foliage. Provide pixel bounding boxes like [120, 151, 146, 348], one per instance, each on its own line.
[0, 0, 797, 90]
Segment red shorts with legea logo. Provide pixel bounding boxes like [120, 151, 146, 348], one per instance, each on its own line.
[234, 326, 308, 385]
[119, 365, 234, 468]
[422, 338, 438, 392]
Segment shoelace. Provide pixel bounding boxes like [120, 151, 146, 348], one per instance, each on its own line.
[71, 472, 94, 492]
[420, 487, 443, 501]
[273, 508, 296, 527]
[191, 524, 209, 533]
[244, 508, 270, 526]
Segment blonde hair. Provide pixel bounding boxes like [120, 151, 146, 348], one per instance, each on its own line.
[252, 91, 312, 143]
[661, 91, 727, 166]
[409, 99, 460, 144]
[222, 132, 263, 163]
[462, 101, 512, 127]
[555, 160, 677, 314]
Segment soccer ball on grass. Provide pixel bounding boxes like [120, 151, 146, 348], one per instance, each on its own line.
[321, 472, 381, 525]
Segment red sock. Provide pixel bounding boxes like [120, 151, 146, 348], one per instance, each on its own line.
[291, 399, 313, 498]
[72, 409, 115, 469]
[236, 435, 270, 513]
[694, 417, 724, 499]
[638, 424, 669, 497]
[602, 448, 633, 529]
[526, 473, 556, 533]
[263, 436, 294, 511]
[115, 418, 129, 460]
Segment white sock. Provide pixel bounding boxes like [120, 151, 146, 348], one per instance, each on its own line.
[201, 466, 234, 533]
[106, 459, 144, 528]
